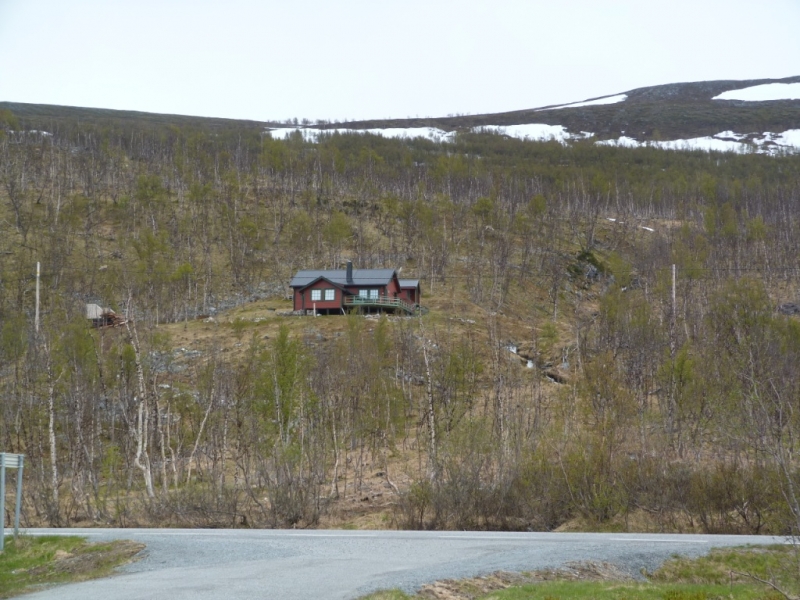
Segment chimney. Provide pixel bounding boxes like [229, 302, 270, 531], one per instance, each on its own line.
[346, 260, 353, 284]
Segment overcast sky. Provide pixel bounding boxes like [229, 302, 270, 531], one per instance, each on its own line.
[1, 1, 798, 123]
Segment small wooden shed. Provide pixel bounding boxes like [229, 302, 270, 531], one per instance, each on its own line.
[86, 304, 126, 328]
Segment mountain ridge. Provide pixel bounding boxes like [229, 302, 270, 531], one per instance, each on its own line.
[333, 75, 800, 142]
[2, 75, 800, 149]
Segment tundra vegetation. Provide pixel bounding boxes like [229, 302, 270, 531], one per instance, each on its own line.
[1, 107, 800, 537]
[359, 545, 800, 599]
[0, 535, 143, 597]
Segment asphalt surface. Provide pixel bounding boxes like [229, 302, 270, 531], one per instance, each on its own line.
[21, 528, 781, 599]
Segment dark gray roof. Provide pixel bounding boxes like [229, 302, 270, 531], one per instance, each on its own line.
[290, 268, 397, 289]
[399, 279, 420, 288]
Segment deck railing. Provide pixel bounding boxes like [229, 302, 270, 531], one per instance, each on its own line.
[343, 295, 415, 314]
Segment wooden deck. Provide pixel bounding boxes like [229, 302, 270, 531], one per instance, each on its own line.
[343, 295, 416, 315]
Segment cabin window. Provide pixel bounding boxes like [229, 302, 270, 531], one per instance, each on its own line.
[324, 289, 335, 301]
[369, 289, 379, 299]
[311, 289, 322, 301]
[358, 289, 369, 298]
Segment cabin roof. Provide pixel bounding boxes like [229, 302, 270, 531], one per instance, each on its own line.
[290, 268, 397, 289]
[398, 279, 419, 289]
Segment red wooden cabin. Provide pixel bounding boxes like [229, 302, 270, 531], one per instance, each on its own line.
[290, 262, 421, 315]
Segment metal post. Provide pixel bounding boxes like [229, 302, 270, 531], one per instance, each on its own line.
[1, 453, 6, 552]
[14, 456, 23, 538]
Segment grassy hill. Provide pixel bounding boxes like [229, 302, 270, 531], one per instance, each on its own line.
[4, 75, 800, 143]
[304, 75, 800, 141]
[0, 101, 281, 132]
[1, 81, 800, 533]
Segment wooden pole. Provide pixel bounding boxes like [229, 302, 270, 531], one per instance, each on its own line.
[670, 264, 676, 355]
[672, 264, 676, 323]
[35, 262, 40, 334]
[1, 454, 6, 552]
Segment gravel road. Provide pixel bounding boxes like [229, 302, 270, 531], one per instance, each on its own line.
[21, 528, 780, 599]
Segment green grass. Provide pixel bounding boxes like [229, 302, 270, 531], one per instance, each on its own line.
[482, 581, 775, 600]
[0, 535, 144, 598]
[358, 545, 799, 600]
[652, 545, 798, 586]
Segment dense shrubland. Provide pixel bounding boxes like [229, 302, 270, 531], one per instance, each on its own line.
[2, 108, 800, 534]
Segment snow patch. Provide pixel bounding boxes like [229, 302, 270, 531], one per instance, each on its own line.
[363, 127, 457, 141]
[597, 130, 800, 154]
[268, 124, 594, 144]
[267, 128, 312, 140]
[774, 129, 800, 147]
[540, 94, 627, 111]
[266, 123, 800, 156]
[266, 126, 456, 142]
[754, 129, 800, 150]
[713, 83, 800, 102]
[478, 124, 572, 143]
[8, 130, 53, 137]
[596, 136, 641, 148]
[714, 130, 747, 141]
[654, 137, 748, 153]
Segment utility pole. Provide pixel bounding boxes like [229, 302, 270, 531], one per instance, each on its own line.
[668, 263, 678, 447]
[35, 262, 40, 335]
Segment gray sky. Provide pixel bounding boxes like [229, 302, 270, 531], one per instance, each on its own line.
[1, 1, 798, 122]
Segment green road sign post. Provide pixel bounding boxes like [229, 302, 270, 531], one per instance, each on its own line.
[0, 453, 25, 552]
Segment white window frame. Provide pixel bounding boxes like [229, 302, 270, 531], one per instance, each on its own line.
[369, 289, 379, 299]
[310, 289, 322, 301]
[324, 288, 335, 301]
[358, 289, 369, 298]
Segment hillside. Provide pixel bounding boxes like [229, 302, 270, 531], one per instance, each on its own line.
[349, 75, 800, 135]
[272, 75, 800, 152]
[0, 101, 282, 132]
[1, 80, 800, 534]
[4, 75, 800, 151]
